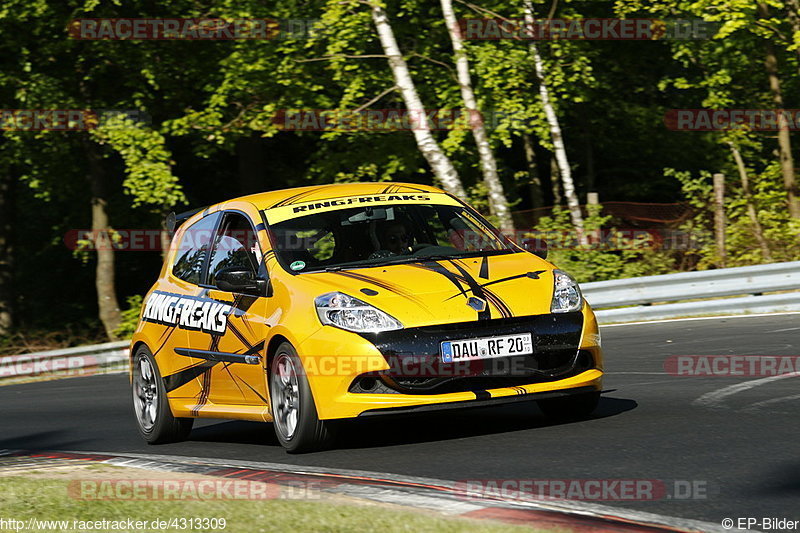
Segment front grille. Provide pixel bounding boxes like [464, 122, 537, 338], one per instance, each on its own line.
[354, 312, 586, 394]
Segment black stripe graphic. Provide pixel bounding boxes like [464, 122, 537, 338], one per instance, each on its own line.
[410, 262, 469, 300]
[479, 255, 489, 279]
[223, 363, 246, 398]
[232, 373, 270, 406]
[163, 361, 218, 393]
[268, 186, 325, 209]
[446, 260, 492, 320]
[332, 271, 426, 306]
[191, 368, 213, 416]
[408, 261, 512, 318]
[153, 325, 177, 356]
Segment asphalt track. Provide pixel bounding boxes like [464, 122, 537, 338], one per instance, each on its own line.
[1, 314, 798, 526]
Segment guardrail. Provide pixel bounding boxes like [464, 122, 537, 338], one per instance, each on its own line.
[0, 341, 129, 385]
[1, 262, 797, 384]
[582, 260, 800, 323]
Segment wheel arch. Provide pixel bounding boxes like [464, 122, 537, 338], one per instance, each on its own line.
[265, 334, 291, 374]
[129, 340, 149, 382]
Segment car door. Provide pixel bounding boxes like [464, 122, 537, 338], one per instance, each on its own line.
[199, 210, 271, 407]
[150, 211, 221, 403]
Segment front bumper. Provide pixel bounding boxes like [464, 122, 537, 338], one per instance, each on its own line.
[296, 304, 603, 420]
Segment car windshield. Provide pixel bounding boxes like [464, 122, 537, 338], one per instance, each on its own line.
[266, 202, 516, 273]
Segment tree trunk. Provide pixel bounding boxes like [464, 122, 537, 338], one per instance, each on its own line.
[522, 133, 544, 209]
[758, 2, 800, 219]
[440, 0, 514, 231]
[713, 173, 726, 268]
[86, 141, 121, 340]
[0, 170, 14, 336]
[523, 0, 586, 244]
[728, 142, 773, 261]
[370, 3, 467, 199]
[160, 215, 172, 261]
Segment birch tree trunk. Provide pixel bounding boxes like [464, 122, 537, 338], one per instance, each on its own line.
[370, 3, 467, 199]
[440, 0, 514, 232]
[523, 0, 586, 244]
[758, 3, 800, 219]
[728, 142, 773, 261]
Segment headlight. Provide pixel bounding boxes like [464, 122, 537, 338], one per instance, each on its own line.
[315, 292, 403, 333]
[551, 269, 583, 313]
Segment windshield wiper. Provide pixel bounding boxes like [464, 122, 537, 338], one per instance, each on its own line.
[366, 250, 509, 267]
[316, 249, 515, 272]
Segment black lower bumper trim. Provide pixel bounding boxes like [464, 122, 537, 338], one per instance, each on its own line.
[358, 312, 585, 394]
[356, 385, 599, 417]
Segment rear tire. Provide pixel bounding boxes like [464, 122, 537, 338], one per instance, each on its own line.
[132, 345, 193, 444]
[537, 391, 600, 421]
[269, 342, 334, 453]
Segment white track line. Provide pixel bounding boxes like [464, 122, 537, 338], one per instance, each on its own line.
[743, 393, 800, 411]
[766, 327, 800, 333]
[693, 372, 800, 408]
[66, 450, 730, 533]
[600, 311, 800, 328]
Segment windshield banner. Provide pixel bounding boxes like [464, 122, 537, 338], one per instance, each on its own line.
[263, 192, 460, 224]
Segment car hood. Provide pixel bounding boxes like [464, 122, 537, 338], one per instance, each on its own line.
[294, 252, 556, 328]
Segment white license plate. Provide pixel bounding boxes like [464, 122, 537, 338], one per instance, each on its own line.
[440, 333, 533, 363]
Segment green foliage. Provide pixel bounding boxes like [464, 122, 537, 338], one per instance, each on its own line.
[92, 117, 186, 210]
[114, 294, 144, 340]
[3, 0, 800, 341]
[670, 166, 800, 269]
[531, 206, 674, 283]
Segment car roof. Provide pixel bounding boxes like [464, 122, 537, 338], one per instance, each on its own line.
[238, 181, 445, 211]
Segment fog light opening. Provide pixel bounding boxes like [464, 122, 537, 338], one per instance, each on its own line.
[576, 350, 594, 371]
[359, 377, 377, 391]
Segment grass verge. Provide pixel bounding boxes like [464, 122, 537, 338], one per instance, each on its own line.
[0, 474, 544, 533]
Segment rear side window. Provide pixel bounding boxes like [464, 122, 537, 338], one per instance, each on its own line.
[207, 213, 261, 286]
[172, 213, 220, 285]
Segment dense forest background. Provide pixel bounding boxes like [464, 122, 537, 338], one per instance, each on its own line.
[1, 0, 799, 350]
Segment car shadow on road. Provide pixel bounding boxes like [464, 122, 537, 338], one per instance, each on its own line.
[334, 396, 637, 450]
[751, 462, 800, 495]
[187, 396, 636, 450]
[0, 430, 97, 452]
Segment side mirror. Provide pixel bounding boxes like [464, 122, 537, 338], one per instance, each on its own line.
[522, 238, 548, 260]
[215, 266, 264, 295]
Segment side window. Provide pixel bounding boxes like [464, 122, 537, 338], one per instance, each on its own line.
[207, 213, 261, 286]
[172, 213, 220, 285]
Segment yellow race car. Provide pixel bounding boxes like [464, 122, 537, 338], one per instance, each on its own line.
[131, 182, 603, 452]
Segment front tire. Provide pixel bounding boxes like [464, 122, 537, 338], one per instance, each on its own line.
[132, 346, 193, 444]
[537, 391, 600, 421]
[269, 342, 334, 453]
